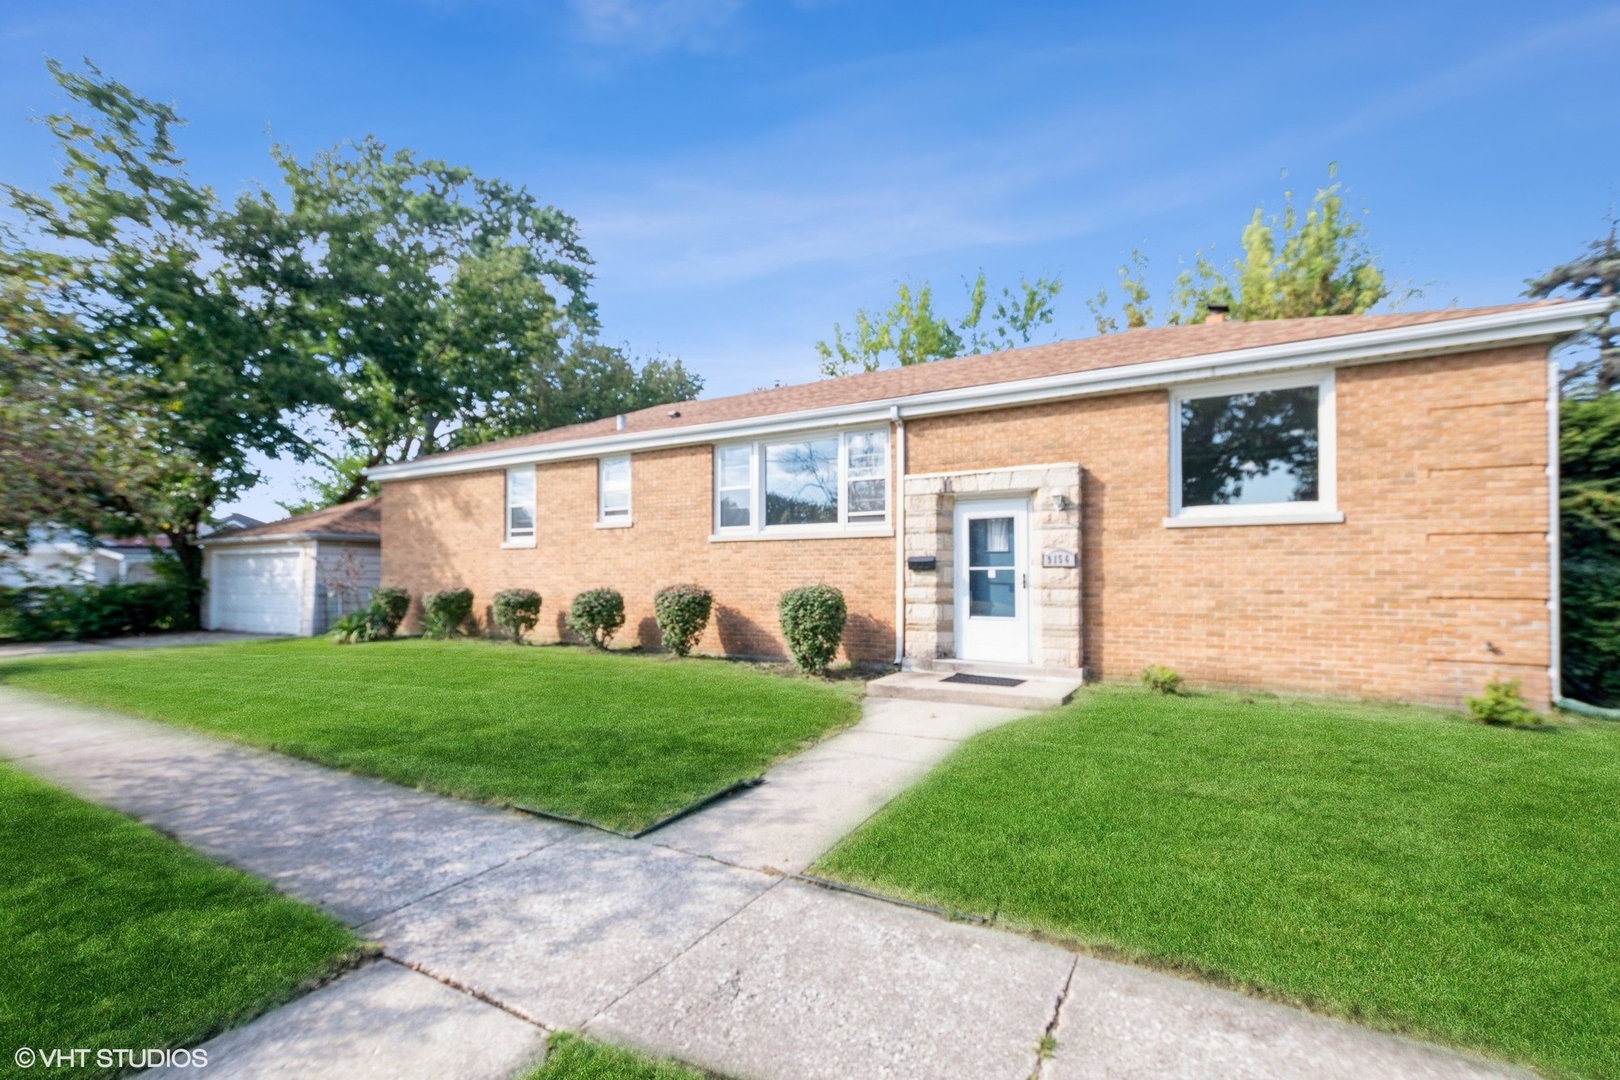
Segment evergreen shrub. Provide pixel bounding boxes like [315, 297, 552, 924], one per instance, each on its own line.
[654, 584, 713, 657]
[568, 589, 625, 648]
[778, 584, 846, 675]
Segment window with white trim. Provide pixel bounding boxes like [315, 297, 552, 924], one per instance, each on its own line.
[844, 430, 889, 523]
[714, 429, 890, 537]
[716, 444, 753, 528]
[599, 455, 631, 523]
[1167, 371, 1339, 526]
[505, 467, 535, 542]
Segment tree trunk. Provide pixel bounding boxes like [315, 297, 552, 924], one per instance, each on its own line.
[164, 515, 207, 628]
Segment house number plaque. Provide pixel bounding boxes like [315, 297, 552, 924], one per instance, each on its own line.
[1041, 548, 1077, 568]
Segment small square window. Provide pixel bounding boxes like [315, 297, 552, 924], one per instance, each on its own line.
[599, 456, 631, 521]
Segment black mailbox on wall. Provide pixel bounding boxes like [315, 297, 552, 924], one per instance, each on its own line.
[906, 555, 937, 572]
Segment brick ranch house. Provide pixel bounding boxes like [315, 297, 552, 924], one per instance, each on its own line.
[370, 300, 1609, 708]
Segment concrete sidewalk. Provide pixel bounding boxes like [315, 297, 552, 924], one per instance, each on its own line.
[0, 630, 280, 661]
[0, 688, 1528, 1080]
[652, 696, 1029, 873]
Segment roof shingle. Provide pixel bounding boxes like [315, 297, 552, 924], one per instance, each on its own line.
[418, 303, 1552, 465]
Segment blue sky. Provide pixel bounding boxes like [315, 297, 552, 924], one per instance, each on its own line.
[4, 1, 1618, 519]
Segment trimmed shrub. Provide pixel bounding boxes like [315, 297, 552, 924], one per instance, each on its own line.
[492, 589, 543, 643]
[778, 584, 846, 675]
[568, 589, 625, 648]
[654, 584, 713, 657]
[0, 582, 194, 643]
[1469, 677, 1539, 726]
[1140, 665, 1182, 695]
[421, 588, 474, 639]
[368, 586, 410, 638]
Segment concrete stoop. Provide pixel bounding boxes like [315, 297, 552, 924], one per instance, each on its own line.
[866, 667, 1083, 709]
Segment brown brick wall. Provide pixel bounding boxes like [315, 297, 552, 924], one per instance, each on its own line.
[381, 444, 898, 663]
[903, 345, 1552, 706]
[381, 344, 1553, 706]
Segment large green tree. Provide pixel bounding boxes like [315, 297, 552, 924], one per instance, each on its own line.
[0, 246, 157, 553]
[1089, 165, 1392, 331]
[1531, 223, 1620, 706]
[4, 62, 322, 605]
[816, 272, 1062, 376]
[261, 137, 701, 505]
[1528, 223, 1619, 392]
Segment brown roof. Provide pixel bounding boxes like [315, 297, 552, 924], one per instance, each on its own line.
[211, 499, 381, 543]
[417, 302, 1556, 465]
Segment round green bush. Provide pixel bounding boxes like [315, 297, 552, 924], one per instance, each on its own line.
[653, 584, 713, 657]
[568, 588, 625, 648]
[368, 586, 410, 639]
[421, 588, 474, 639]
[492, 588, 542, 643]
[778, 584, 847, 675]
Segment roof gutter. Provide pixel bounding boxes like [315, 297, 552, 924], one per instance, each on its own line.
[201, 531, 381, 547]
[370, 301, 1612, 484]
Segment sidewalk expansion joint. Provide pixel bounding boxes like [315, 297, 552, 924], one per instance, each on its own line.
[382, 956, 549, 1030]
[353, 838, 563, 931]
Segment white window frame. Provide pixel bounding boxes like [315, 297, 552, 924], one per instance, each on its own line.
[711, 427, 893, 541]
[597, 454, 632, 528]
[503, 466, 537, 548]
[1165, 369, 1343, 528]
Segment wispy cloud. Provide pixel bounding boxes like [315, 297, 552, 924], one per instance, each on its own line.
[568, 7, 1620, 295]
[569, 0, 747, 52]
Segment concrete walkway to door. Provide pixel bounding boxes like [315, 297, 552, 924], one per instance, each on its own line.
[0, 687, 1528, 1080]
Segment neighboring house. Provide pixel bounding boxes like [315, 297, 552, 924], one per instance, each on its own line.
[1, 515, 266, 590]
[370, 300, 1610, 707]
[200, 501, 380, 636]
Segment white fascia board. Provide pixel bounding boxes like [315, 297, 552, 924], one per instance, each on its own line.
[201, 531, 380, 547]
[368, 301, 1611, 483]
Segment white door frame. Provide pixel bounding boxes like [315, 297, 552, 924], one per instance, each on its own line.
[953, 496, 1032, 664]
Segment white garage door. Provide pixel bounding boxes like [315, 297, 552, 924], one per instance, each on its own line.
[212, 551, 303, 634]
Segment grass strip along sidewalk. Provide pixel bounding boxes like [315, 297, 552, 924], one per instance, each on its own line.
[0, 637, 860, 834]
[817, 686, 1620, 1080]
[527, 1032, 713, 1079]
[0, 762, 360, 1080]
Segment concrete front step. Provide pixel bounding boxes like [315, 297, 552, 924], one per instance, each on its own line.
[866, 669, 1082, 710]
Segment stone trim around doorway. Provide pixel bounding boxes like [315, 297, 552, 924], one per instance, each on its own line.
[902, 463, 1082, 672]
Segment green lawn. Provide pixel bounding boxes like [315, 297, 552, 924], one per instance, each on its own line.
[0, 637, 860, 833]
[816, 686, 1620, 1080]
[527, 1033, 713, 1079]
[0, 762, 360, 1080]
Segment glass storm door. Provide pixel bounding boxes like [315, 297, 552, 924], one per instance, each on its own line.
[954, 498, 1031, 664]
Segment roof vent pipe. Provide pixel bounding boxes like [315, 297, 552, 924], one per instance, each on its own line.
[616, 414, 626, 431]
[1206, 303, 1229, 324]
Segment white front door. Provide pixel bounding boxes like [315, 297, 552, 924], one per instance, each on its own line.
[954, 498, 1031, 664]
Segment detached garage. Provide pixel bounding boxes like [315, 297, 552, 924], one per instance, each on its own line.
[201, 500, 381, 636]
